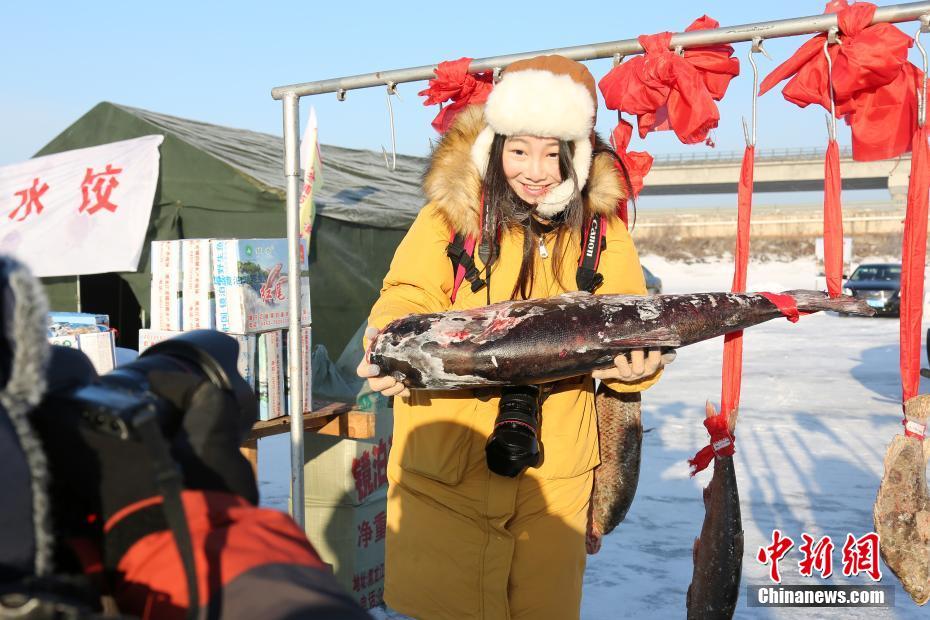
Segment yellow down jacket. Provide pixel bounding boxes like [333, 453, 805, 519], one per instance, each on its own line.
[366, 107, 661, 620]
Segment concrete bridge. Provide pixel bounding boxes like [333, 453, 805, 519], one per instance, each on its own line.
[644, 146, 912, 205]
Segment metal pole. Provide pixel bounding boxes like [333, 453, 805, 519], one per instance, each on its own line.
[282, 93, 305, 528]
[271, 1, 930, 99]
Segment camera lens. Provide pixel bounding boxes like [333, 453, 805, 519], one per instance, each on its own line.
[485, 385, 541, 478]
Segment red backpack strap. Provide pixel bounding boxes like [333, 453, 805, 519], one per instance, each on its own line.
[576, 214, 607, 293]
[447, 232, 483, 303]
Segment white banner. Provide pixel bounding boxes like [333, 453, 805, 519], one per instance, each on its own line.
[0, 135, 164, 277]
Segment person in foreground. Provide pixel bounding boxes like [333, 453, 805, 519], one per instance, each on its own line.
[357, 55, 672, 619]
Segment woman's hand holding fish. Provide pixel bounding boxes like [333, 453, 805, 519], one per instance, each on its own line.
[357, 327, 411, 398]
[591, 348, 675, 382]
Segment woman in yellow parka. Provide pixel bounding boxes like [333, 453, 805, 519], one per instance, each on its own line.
[357, 55, 672, 620]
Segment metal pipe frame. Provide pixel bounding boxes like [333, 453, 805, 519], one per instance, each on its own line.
[273, 2, 930, 526]
[272, 1, 930, 99]
[282, 94, 305, 527]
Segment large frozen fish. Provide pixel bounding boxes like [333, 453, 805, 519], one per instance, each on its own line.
[874, 395, 930, 605]
[686, 403, 743, 620]
[368, 290, 874, 390]
[586, 385, 642, 554]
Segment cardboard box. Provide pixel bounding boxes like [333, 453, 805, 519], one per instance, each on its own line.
[48, 312, 109, 327]
[301, 429, 393, 506]
[150, 240, 182, 331]
[181, 239, 215, 330]
[137, 328, 181, 353]
[211, 238, 310, 334]
[138, 330, 256, 389]
[257, 330, 284, 421]
[301, 377, 394, 506]
[302, 490, 387, 612]
[48, 335, 80, 349]
[78, 331, 116, 374]
[232, 334, 257, 389]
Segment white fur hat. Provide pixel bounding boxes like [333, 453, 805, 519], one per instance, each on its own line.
[470, 55, 597, 217]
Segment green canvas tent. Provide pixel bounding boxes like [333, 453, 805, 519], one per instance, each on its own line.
[35, 102, 426, 353]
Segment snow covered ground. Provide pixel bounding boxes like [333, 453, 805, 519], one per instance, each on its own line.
[259, 254, 927, 618]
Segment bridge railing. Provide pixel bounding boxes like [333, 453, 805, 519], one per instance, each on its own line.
[651, 145, 857, 165]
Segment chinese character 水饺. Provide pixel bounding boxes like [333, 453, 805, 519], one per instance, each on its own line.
[9, 177, 49, 222]
[79, 164, 122, 215]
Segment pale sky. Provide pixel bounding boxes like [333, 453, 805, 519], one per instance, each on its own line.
[2, 0, 925, 209]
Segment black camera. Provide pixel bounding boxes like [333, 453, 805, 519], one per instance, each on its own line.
[43, 329, 256, 445]
[485, 385, 542, 477]
[28, 329, 259, 616]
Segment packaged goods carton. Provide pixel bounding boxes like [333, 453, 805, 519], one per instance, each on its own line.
[48, 312, 109, 327]
[301, 382, 394, 506]
[181, 239, 215, 330]
[137, 328, 180, 353]
[257, 330, 284, 421]
[150, 240, 182, 331]
[283, 327, 313, 415]
[211, 238, 310, 334]
[302, 490, 387, 612]
[77, 331, 116, 374]
[48, 334, 80, 349]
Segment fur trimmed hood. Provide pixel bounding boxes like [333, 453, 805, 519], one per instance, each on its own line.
[422, 105, 626, 238]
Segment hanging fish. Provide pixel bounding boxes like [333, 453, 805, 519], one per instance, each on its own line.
[368, 290, 874, 390]
[686, 402, 743, 620]
[586, 385, 643, 554]
[874, 395, 930, 605]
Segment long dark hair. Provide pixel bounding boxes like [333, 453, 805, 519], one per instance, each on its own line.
[481, 134, 635, 300]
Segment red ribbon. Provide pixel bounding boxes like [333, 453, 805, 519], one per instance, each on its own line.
[610, 118, 654, 200]
[759, 292, 801, 323]
[418, 57, 494, 134]
[718, 146, 755, 418]
[610, 117, 653, 228]
[689, 405, 736, 476]
[758, 0, 919, 162]
[900, 125, 930, 404]
[598, 15, 739, 146]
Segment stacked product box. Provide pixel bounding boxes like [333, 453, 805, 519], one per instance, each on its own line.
[297, 386, 393, 611]
[77, 331, 117, 374]
[145, 238, 311, 423]
[257, 330, 285, 421]
[282, 327, 313, 416]
[150, 240, 182, 331]
[181, 239, 215, 330]
[138, 329, 258, 389]
[211, 238, 310, 334]
[47, 313, 115, 374]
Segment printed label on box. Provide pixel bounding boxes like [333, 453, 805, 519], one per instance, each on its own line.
[303, 492, 387, 611]
[138, 328, 181, 353]
[181, 239, 215, 330]
[211, 239, 310, 334]
[150, 240, 182, 331]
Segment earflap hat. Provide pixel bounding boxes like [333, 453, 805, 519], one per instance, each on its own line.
[471, 54, 598, 217]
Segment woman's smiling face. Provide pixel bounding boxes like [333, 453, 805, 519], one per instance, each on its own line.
[501, 135, 562, 205]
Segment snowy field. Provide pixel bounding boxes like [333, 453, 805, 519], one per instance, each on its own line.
[259, 254, 927, 618]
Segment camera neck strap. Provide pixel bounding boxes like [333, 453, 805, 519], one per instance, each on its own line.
[131, 410, 200, 620]
[448, 208, 607, 303]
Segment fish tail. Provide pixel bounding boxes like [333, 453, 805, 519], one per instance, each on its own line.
[782, 289, 876, 317]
